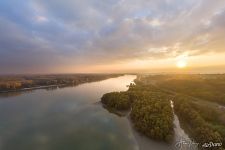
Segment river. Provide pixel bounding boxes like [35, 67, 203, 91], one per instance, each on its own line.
[0, 75, 192, 150]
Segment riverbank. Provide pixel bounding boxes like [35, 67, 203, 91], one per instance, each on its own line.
[101, 97, 194, 150]
[101, 103, 173, 150]
[0, 84, 64, 93]
[0, 74, 123, 93]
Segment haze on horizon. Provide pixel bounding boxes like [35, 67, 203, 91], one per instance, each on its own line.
[0, 0, 225, 74]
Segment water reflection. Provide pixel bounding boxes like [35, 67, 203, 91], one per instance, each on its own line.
[0, 75, 193, 150]
[0, 75, 138, 150]
[0, 92, 23, 98]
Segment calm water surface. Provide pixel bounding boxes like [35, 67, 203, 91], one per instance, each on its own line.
[0, 75, 138, 150]
[0, 75, 190, 150]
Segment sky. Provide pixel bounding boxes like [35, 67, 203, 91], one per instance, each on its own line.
[0, 0, 225, 74]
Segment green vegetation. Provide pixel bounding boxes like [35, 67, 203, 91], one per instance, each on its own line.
[183, 98, 225, 149]
[130, 92, 173, 142]
[137, 74, 225, 149]
[101, 92, 130, 110]
[0, 74, 122, 92]
[173, 95, 224, 149]
[102, 74, 225, 148]
[101, 83, 174, 142]
[145, 74, 225, 105]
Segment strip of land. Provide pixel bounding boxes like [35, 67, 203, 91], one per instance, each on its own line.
[0, 74, 123, 93]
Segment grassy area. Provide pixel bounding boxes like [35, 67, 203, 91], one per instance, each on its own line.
[143, 74, 225, 105]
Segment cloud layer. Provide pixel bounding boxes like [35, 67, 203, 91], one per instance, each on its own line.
[0, 0, 225, 73]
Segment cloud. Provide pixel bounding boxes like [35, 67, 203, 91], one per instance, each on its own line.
[0, 0, 225, 73]
[35, 16, 48, 23]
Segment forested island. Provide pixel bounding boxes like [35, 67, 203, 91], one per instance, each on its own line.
[101, 79, 174, 142]
[0, 74, 123, 92]
[101, 74, 225, 149]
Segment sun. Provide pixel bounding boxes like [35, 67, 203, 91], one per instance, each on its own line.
[176, 59, 187, 68]
[176, 53, 188, 68]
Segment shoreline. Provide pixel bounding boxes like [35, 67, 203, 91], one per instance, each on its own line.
[126, 114, 173, 150]
[101, 103, 174, 150]
[0, 75, 125, 94]
[0, 84, 66, 93]
[104, 103, 193, 150]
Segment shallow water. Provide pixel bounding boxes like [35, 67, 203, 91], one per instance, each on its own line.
[171, 101, 198, 150]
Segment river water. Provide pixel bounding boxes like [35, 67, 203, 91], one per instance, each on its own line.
[0, 75, 191, 150]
